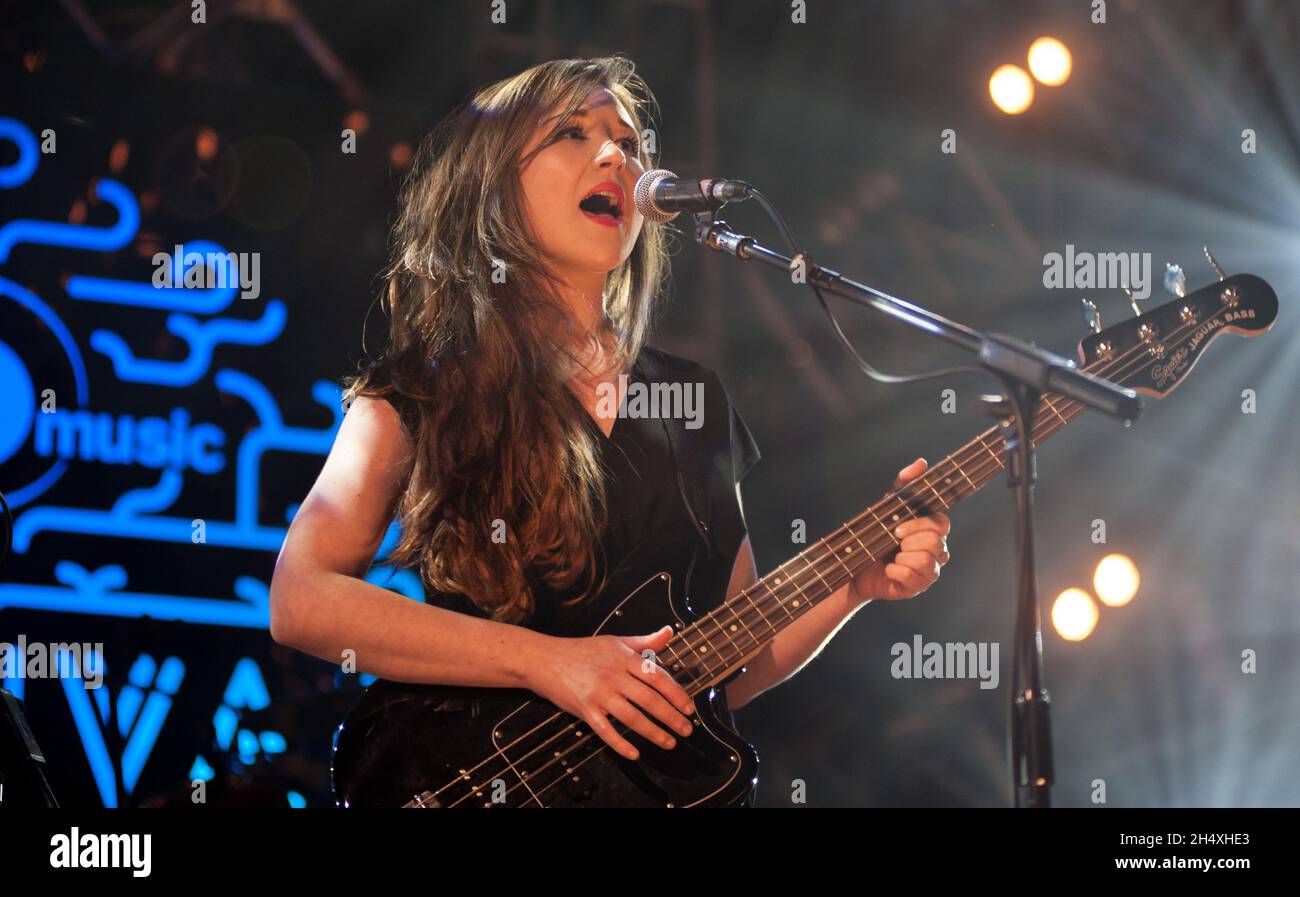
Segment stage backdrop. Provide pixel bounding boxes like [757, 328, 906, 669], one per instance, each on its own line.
[0, 60, 420, 807]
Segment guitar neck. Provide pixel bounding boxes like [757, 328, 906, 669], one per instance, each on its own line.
[648, 270, 1281, 696]
[661, 390, 1088, 696]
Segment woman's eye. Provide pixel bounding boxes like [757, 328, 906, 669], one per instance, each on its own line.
[557, 125, 639, 155]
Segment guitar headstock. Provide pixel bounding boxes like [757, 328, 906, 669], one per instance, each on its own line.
[1077, 272, 1277, 398]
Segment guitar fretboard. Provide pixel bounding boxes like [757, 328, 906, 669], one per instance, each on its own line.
[658, 390, 1089, 695]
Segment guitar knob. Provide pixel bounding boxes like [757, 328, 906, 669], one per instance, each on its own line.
[1163, 263, 1187, 298]
[1080, 297, 1102, 333]
[1203, 245, 1227, 282]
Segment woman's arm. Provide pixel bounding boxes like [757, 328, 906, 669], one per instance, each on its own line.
[269, 396, 698, 761]
[722, 535, 869, 711]
[723, 459, 951, 711]
[269, 396, 551, 688]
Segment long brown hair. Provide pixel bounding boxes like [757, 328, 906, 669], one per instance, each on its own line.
[344, 56, 670, 624]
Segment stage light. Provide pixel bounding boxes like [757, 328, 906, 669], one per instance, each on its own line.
[989, 65, 1034, 114]
[109, 138, 130, 174]
[195, 127, 219, 162]
[390, 141, 414, 169]
[1028, 37, 1072, 86]
[344, 110, 370, 135]
[1094, 553, 1139, 607]
[1052, 588, 1098, 641]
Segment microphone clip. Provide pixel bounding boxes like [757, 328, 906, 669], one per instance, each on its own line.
[693, 214, 754, 259]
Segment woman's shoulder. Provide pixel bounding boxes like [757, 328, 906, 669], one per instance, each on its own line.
[636, 343, 743, 414]
[637, 343, 716, 387]
[637, 342, 761, 483]
[349, 357, 422, 437]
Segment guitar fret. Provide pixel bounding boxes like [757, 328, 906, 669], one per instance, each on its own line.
[846, 526, 878, 564]
[923, 479, 950, 510]
[867, 507, 896, 543]
[676, 627, 720, 679]
[710, 608, 745, 658]
[763, 570, 800, 620]
[952, 457, 977, 493]
[667, 630, 696, 674]
[738, 588, 772, 634]
[783, 559, 818, 610]
[662, 641, 687, 669]
[935, 468, 963, 502]
[829, 528, 858, 577]
[798, 551, 835, 601]
[1042, 395, 1068, 426]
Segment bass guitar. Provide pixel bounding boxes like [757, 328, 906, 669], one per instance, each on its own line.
[332, 270, 1277, 807]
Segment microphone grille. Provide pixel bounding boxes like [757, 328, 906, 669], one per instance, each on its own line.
[633, 168, 678, 223]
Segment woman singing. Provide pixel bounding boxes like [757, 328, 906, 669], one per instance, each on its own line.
[269, 55, 950, 804]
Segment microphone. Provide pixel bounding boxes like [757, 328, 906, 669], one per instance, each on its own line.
[633, 169, 752, 223]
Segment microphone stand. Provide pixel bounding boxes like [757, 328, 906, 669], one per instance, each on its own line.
[690, 211, 1141, 808]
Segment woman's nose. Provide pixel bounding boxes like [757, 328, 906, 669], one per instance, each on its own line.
[594, 137, 629, 169]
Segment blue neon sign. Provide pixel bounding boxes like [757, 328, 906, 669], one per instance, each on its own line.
[0, 115, 423, 805]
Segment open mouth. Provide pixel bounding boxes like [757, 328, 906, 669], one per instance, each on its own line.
[578, 183, 624, 224]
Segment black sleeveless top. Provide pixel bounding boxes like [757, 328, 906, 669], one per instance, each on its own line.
[380, 344, 761, 642]
[377, 344, 760, 739]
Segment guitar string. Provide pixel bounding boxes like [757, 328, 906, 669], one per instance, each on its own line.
[423, 307, 1217, 806]
[642, 356, 1155, 685]
[661, 304, 1223, 681]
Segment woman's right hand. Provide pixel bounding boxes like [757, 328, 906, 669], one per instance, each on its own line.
[526, 625, 697, 761]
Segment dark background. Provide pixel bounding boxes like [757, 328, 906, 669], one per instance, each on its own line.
[1, 0, 1297, 807]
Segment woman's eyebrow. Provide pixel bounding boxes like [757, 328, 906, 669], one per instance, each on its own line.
[547, 106, 637, 132]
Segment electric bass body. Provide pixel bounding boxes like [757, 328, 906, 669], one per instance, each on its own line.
[331, 570, 759, 808]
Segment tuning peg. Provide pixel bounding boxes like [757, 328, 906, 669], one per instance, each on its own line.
[1203, 246, 1227, 281]
[1121, 284, 1142, 316]
[1080, 297, 1102, 333]
[1163, 263, 1187, 298]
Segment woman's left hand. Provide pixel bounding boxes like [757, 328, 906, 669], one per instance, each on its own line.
[850, 458, 952, 603]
